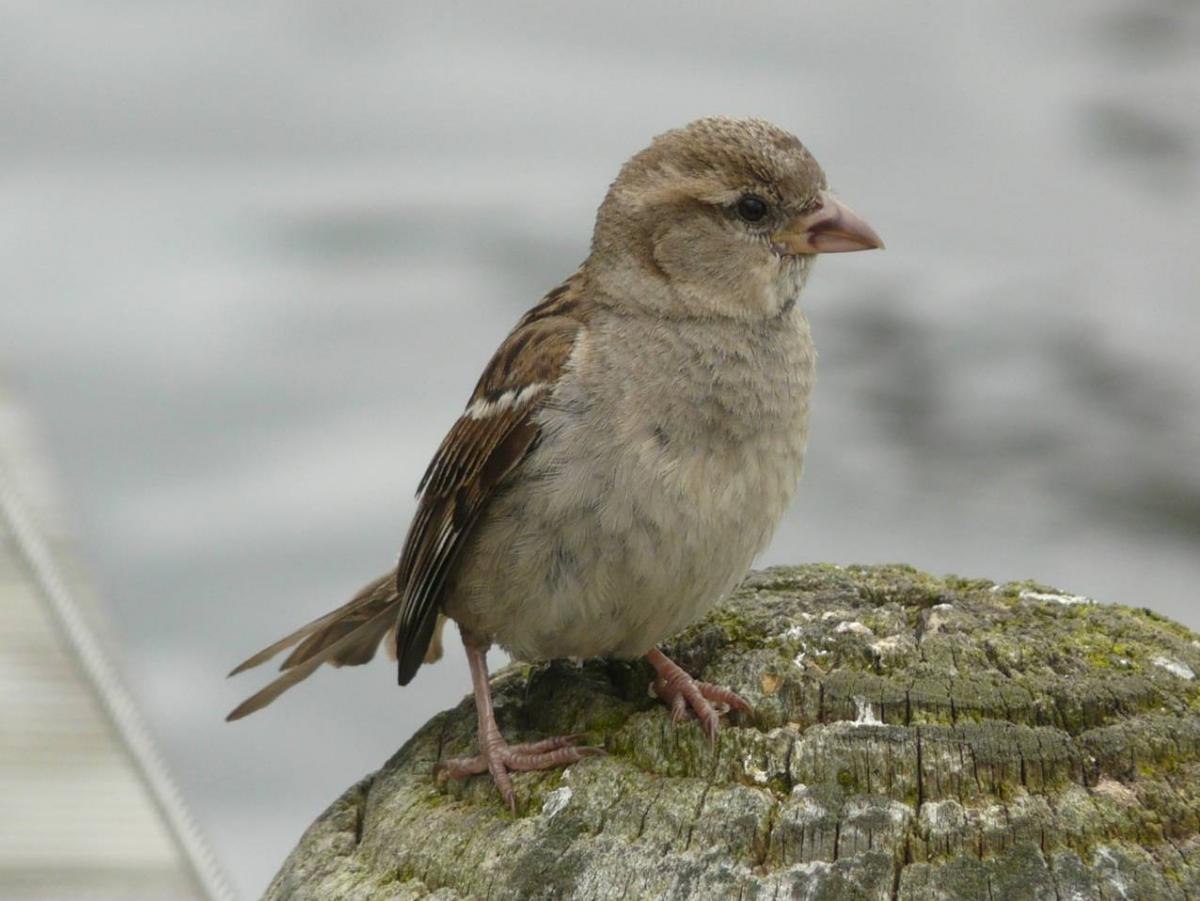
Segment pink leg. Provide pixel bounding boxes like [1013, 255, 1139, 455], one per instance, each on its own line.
[438, 637, 603, 811]
[646, 648, 752, 743]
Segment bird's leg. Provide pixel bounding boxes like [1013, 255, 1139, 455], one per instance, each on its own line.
[438, 636, 603, 811]
[646, 648, 751, 742]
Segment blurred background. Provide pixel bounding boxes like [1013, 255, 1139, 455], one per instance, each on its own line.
[1, 1, 1198, 897]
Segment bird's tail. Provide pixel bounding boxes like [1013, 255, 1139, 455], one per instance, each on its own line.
[225, 573, 446, 721]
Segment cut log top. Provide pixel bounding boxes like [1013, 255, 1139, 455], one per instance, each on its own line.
[266, 564, 1200, 900]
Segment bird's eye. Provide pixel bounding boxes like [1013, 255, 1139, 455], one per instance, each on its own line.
[735, 194, 769, 223]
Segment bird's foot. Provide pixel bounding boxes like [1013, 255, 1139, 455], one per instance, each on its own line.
[439, 733, 603, 811]
[647, 648, 752, 742]
[447, 636, 605, 811]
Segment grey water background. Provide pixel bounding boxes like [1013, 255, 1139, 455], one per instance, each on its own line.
[2, 1, 1198, 896]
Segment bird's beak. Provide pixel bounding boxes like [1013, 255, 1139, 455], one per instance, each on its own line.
[771, 190, 884, 254]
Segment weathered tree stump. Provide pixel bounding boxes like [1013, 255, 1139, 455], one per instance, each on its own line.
[265, 564, 1200, 899]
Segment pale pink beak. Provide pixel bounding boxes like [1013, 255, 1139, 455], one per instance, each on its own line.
[771, 190, 884, 254]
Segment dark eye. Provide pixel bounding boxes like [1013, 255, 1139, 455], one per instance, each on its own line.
[735, 194, 769, 223]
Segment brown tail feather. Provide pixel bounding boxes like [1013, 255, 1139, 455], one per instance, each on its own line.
[226, 600, 401, 721]
[278, 580, 399, 671]
[227, 573, 395, 678]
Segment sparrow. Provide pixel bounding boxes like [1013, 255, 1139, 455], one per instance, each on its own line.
[227, 117, 883, 810]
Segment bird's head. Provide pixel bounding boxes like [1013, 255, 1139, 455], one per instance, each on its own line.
[589, 117, 883, 320]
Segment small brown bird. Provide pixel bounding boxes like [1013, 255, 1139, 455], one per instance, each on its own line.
[228, 117, 882, 809]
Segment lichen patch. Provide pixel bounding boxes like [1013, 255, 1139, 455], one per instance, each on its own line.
[541, 786, 573, 818]
[1152, 655, 1195, 680]
[834, 621, 873, 636]
[1020, 590, 1092, 605]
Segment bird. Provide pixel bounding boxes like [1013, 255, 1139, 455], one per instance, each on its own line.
[226, 116, 883, 810]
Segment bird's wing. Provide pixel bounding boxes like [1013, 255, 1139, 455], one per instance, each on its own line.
[393, 276, 589, 683]
[224, 274, 589, 718]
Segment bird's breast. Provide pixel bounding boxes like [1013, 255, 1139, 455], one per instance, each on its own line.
[448, 309, 816, 661]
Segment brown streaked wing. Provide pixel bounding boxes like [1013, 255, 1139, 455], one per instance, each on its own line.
[394, 276, 589, 684]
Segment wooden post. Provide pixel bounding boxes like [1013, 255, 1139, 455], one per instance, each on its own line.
[266, 564, 1200, 899]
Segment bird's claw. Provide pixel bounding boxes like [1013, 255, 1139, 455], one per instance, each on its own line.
[438, 733, 604, 811]
[647, 650, 752, 743]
